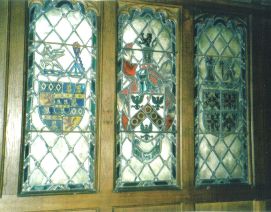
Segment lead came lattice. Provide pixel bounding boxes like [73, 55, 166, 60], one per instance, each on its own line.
[21, 0, 97, 193]
[116, 8, 177, 190]
[194, 14, 249, 185]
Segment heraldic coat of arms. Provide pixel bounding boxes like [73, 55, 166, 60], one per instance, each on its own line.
[38, 41, 86, 132]
[118, 32, 176, 163]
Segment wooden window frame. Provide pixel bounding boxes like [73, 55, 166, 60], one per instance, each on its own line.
[0, 0, 270, 211]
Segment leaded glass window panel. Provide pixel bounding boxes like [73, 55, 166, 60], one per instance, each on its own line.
[21, 0, 97, 193]
[194, 14, 249, 185]
[116, 8, 177, 190]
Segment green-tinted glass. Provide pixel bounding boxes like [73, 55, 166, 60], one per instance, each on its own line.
[21, 0, 97, 193]
[194, 14, 249, 186]
[116, 8, 177, 190]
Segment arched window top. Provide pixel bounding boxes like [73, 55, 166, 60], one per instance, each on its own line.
[29, 0, 97, 48]
[195, 15, 246, 59]
[118, 8, 176, 53]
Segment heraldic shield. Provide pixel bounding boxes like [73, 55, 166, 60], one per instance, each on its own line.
[38, 42, 86, 133]
[118, 32, 176, 163]
[120, 90, 175, 163]
[38, 81, 85, 132]
[128, 93, 166, 162]
[202, 89, 239, 136]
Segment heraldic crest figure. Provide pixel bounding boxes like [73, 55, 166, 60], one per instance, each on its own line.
[38, 41, 86, 133]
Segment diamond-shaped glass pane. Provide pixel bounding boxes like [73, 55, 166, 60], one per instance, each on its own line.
[206, 152, 219, 171]
[116, 8, 177, 190]
[21, 0, 97, 193]
[223, 152, 237, 173]
[199, 138, 211, 159]
[195, 14, 248, 186]
[214, 141, 227, 160]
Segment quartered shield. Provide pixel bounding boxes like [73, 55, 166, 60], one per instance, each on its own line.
[38, 81, 86, 132]
[202, 88, 239, 136]
[38, 41, 87, 133]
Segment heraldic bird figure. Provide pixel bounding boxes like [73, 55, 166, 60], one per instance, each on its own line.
[40, 45, 65, 70]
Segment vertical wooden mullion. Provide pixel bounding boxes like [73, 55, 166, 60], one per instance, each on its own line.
[181, 7, 195, 190]
[0, 0, 10, 197]
[182, 202, 195, 211]
[262, 17, 271, 194]
[2, 0, 26, 196]
[99, 0, 117, 199]
[176, 5, 182, 189]
[253, 200, 266, 211]
[250, 14, 266, 189]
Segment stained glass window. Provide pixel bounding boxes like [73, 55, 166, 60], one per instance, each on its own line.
[21, 0, 97, 193]
[116, 8, 177, 190]
[194, 14, 249, 185]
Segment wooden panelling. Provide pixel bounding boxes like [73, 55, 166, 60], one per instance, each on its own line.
[27, 209, 97, 212]
[181, 202, 195, 211]
[0, 0, 271, 211]
[180, 7, 194, 189]
[262, 18, 271, 191]
[0, 191, 188, 211]
[114, 204, 182, 212]
[122, 0, 271, 17]
[99, 0, 116, 193]
[251, 15, 264, 187]
[195, 201, 253, 211]
[2, 0, 26, 196]
[266, 199, 271, 210]
[0, 0, 9, 196]
[253, 200, 266, 211]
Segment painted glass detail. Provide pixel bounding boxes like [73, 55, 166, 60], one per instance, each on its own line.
[194, 14, 248, 185]
[116, 8, 177, 190]
[22, 0, 97, 192]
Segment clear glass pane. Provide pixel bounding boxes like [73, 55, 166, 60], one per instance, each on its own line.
[22, 0, 97, 193]
[194, 14, 248, 185]
[116, 8, 177, 190]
